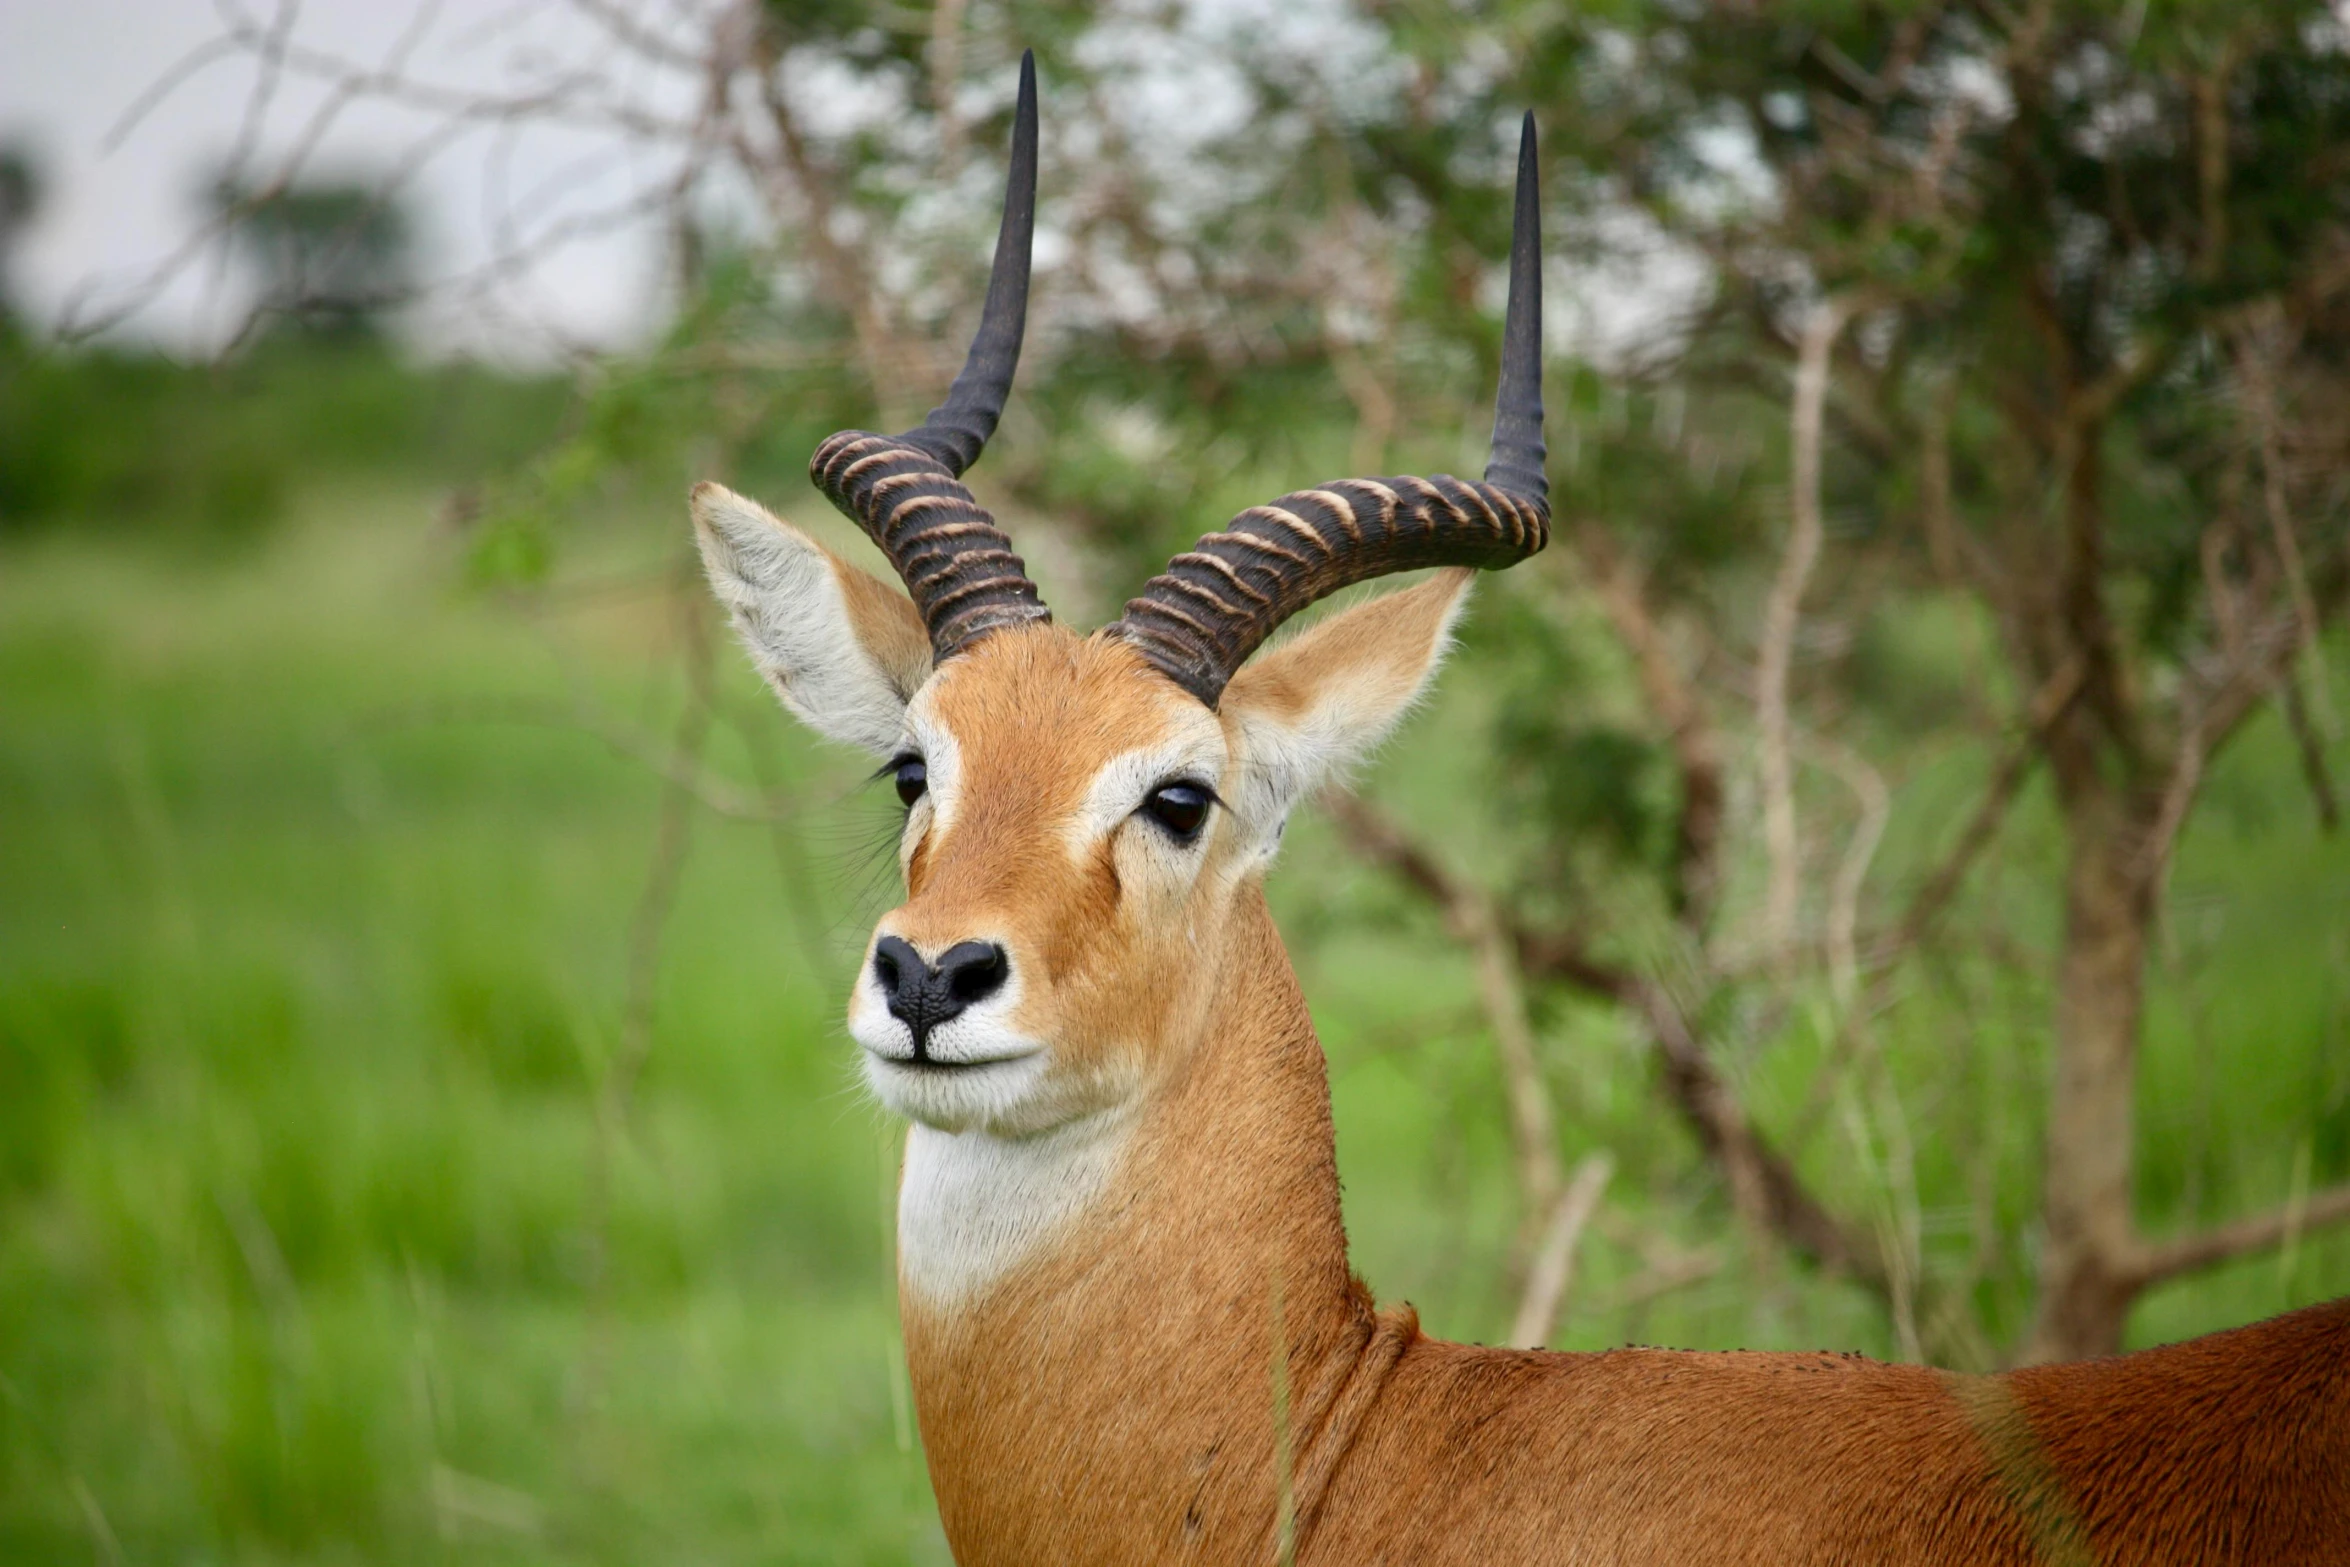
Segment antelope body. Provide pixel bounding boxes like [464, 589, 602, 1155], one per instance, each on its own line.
[695, 56, 2350, 1566]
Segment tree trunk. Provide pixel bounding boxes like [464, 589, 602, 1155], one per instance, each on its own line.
[2025, 780, 2158, 1363]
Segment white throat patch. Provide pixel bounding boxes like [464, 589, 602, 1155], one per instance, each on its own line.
[896, 1113, 1133, 1306]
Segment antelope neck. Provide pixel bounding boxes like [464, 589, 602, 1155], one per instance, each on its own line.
[895, 890, 1410, 1566]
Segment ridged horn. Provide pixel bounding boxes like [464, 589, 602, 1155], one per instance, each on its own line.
[810, 49, 1049, 662]
[1112, 113, 1549, 709]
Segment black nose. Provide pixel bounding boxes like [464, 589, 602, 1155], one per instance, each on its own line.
[871, 936, 1009, 1056]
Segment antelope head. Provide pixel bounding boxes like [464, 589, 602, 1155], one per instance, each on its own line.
[693, 55, 1548, 1143]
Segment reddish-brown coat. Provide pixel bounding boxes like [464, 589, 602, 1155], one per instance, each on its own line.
[905, 892, 2349, 1566]
[695, 552, 2349, 1565]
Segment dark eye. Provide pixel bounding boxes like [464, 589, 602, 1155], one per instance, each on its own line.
[1141, 781, 1213, 842]
[891, 755, 927, 808]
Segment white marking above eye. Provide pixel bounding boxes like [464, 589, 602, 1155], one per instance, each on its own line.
[897, 697, 964, 868]
[1063, 731, 1225, 861]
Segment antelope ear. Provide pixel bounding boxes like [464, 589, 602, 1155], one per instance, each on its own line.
[1218, 568, 1473, 832]
[692, 482, 932, 754]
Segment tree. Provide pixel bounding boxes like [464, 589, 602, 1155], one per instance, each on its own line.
[1346, 0, 2350, 1362]
[0, 142, 44, 329]
[151, 0, 2350, 1367]
[207, 175, 412, 341]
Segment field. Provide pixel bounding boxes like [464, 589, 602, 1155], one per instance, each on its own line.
[3, 474, 2346, 1564]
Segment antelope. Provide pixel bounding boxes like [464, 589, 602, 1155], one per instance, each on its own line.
[693, 54, 2349, 1567]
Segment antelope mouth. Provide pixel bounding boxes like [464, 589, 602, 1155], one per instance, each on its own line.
[866, 1048, 1042, 1073]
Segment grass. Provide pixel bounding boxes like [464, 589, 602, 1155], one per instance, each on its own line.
[2, 481, 2345, 1562]
[0, 488, 936, 1563]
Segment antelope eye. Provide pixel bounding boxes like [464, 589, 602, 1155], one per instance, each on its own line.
[1141, 781, 1212, 842]
[891, 756, 928, 808]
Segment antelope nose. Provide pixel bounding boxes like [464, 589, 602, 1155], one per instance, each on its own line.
[871, 936, 1009, 1055]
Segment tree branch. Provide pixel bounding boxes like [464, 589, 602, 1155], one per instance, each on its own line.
[927, 0, 971, 170]
[1508, 1152, 1613, 1349]
[1813, 735, 1892, 1011]
[2236, 311, 2338, 735]
[2129, 1182, 2350, 1289]
[1759, 297, 1861, 956]
[1470, 896, 1565, 1233]
[1589, 1249, 1724, 1316]
[1321, 792, 1561, 1234]
[1918, 371, 1963, 587]
[1872, 654, 2083, 961]
[1632, 978, 1893, 1298]
[744, 29, 924, 427]
[1326, 794, 1893, 1302]
[2144, 607, 2314, 884]
[2281, 669, 2341, 833]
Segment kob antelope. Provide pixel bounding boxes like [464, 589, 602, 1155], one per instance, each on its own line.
[694, 55, 2349, 1566]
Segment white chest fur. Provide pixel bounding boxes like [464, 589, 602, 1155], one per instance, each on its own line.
[897, 1115, 1132, 1307]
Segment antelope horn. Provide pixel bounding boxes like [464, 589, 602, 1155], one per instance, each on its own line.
[810, 50, 1050, 662]
[1113, 113, 1550, 709]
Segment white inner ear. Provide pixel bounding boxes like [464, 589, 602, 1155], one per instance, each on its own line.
[1221, 573, 1474, 845]
[692, 483, 930, 755]
[1226, 689, 1420, 840]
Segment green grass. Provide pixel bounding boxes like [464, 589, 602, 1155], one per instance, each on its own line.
[0, 490, 937, 1563]
[2, 484, 2346, 1562]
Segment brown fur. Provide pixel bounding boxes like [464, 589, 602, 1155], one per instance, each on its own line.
[731, 562, 2350, 1565]
[832, 546, 933, 699]
[905, 877, 2350, 1563]
[1223, 568, 1475, 725]
[902, 878, 2350, 1559]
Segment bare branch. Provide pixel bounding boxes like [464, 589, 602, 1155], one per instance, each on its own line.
[99, 33, 246, 153]
[610, 589, 712, 1121]
[2281, 670, 2341, 833]
[2144, 609, 2311, 883]
[1471, 898, 1565, 1232]
[1588, 1249, 1723, 1316]
[1322, 790, 1474, 919]
[2237, 315, 2338, 736]
[1760, 297, 1861, 956]
[1812, 735, 1892, 1011]
[1330, 791, 1892, 1303]
[583, 573, 713, 1391]
[1634, 979, 1893, 1298]
[1919, 371, 1962, 586]
[1509, 1153, 1614, 1349]
[564, 0, 704, 71]
[2129, 1181, 2350, 1288]
[62, 0, 701, 345]
[1873, 654, 2083, 962]
[929, 0, 971, 170]
[742, 37, 928, 427]
[1323, 791, 1561, 1230]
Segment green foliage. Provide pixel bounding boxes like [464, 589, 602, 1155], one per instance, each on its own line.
[0, 139, 42, 327]
[0, 336, 568, 544]
[208, 176, 414, 341]
[1475, 585, 1673, 886]
[0, 347, 285, 543]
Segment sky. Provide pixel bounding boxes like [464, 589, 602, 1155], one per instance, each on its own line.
[0, 0, 1702, 368]
[0, 0, 691, 360]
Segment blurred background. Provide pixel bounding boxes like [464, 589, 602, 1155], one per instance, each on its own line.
[4, 1, 2348, 1561]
